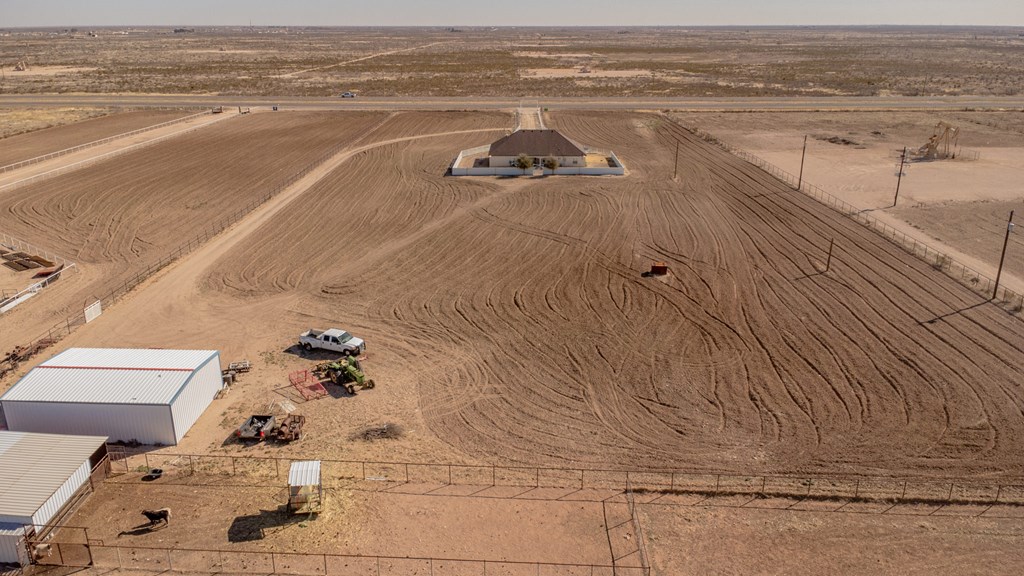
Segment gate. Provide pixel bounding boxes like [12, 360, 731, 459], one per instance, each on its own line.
[25, 526, 92, 568]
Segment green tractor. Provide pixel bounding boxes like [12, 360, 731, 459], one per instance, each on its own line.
[313, 358, 375, 395]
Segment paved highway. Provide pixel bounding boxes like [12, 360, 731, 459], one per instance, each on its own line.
[2, 94, 1024, 112]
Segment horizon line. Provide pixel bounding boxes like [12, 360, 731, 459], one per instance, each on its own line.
[4, 24, 1024, 30]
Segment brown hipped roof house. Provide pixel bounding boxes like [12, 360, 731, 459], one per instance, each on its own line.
[488, 129, 586, 167]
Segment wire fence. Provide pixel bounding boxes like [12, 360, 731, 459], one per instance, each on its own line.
[33, 542, 641, 576]
[114, 452, 1024, 508]
[10, 135, 354, 352]
[624, 476, 651, 574]
[680, 123, 1024, 313]
[104, 546, 634, 576]
[0, 110, 212, 174]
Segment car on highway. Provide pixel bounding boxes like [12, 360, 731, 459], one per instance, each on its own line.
[340, 92, 357, 98]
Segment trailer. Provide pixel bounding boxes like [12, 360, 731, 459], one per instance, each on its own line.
[227, 360, 251, 373]
[276, 414, 305, 442]
[289, 369, 327, 401]
[236, 415, 275, 441]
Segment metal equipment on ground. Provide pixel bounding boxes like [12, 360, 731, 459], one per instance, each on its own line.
[276, 414, 305, 442]
[914, 121, 961, 160]
[313, 357, 375, 395]
[0, 338, 56, 379]
[289, 369, 328, 401]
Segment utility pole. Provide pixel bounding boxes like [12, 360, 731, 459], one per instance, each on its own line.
[893, 147, 907, 207]
[993, 210, 1015, 299]
[825, 238, 835, 272]
[797, 135, 807, 190]
[673, 140, 679, 180]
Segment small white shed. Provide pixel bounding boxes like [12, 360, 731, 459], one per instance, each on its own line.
[0, 431, 108, 565]
[287, 461, 323, 514]
[0, 348, 222, 446]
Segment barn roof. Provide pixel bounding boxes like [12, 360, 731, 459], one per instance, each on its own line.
[0, 348, 220, 406]
[0, 431, 107, 520]
[488, 130, 585, 157]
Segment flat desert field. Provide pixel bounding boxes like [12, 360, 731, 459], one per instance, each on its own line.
[1, 50, 1023, 570]
[2, 26, 1023, 97]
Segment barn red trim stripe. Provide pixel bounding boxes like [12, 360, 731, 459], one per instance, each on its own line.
[35, 365, 195, 372]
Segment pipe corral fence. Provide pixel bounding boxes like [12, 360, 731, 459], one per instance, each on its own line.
[31, 542, 643, 576]
[115, 452, 1024, 508]
[0, 232, 77, 314]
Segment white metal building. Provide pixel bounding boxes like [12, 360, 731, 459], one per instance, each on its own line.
[0, 431, 108, 565]
[0, 348, 222, 446]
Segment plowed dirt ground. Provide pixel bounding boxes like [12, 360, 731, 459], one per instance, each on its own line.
[0, 109, 191, 167]
[0, 111, 389, 349]
[6, 108, 1021, 575]
[23, 110, 1022, 481]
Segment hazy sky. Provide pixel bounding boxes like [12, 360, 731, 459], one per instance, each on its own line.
[4, 0, 1024, 27]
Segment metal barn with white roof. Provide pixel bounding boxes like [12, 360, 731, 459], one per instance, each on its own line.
[0, 431, 108, 565]
[0, 348, 222, 446]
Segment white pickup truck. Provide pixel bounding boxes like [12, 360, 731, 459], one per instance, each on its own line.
[298, 328, 365, 355]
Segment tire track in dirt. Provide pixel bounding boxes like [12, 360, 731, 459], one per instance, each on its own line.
[654, 116, 1020, 467]
[0, 111, 390, 350]
[55, 109, 1024, 478]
